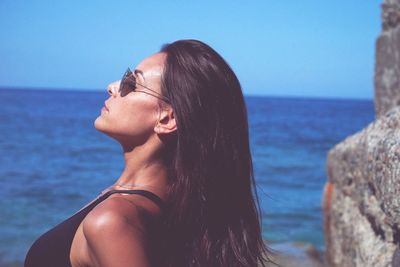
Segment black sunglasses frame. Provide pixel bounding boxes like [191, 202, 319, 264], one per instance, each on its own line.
[119, 68, 170, 103]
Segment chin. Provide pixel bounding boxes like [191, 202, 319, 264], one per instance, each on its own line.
[93, 117, 120, 141]
[94, 116, 108, 134]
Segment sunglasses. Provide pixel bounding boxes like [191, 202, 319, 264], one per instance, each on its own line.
[119, 68, 170, 103]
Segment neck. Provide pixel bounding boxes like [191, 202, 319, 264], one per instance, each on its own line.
[112, 141, 168, 198]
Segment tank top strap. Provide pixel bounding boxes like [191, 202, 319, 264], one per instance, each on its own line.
[101, 189, 165, 210]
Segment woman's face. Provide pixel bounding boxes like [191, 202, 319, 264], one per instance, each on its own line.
[94, 52, 167, 147]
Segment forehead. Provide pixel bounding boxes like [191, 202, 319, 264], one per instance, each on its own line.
[135, 52, 166, 78]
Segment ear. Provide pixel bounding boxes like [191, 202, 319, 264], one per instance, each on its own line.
[154, 107, 177, 134]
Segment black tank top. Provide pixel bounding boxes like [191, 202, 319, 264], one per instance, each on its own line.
[24, 189, 164, 267]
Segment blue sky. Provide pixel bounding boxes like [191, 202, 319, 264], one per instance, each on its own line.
[0, 0, 381, 99]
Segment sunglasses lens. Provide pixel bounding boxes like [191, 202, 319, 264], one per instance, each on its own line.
[120, 69, 136, 97]
[117, 68, 170, 103]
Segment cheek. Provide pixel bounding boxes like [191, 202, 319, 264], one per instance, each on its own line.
[95, 99, 159, 138]
[120, 107, 156, 133]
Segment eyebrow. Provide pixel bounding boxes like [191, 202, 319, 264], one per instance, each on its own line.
[134, 69, 145, 80]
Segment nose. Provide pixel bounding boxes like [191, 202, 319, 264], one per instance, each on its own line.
[107, 80, 121, 97]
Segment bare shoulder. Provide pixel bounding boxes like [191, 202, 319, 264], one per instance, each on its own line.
[81, 196, 157, 267]
[83, 196, 150, 238]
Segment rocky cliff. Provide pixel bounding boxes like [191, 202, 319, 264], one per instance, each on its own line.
[375, 0, 400, 117]
[324, 1, 400, 266]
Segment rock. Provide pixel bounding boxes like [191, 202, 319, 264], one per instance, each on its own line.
[325, 0, 400, 265]
[325, 106, 400, 266]
[375, 0, 400, 117]
[393, 247, 400, 267]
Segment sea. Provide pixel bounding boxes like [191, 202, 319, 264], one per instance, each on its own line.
[0, 87, 375, 266]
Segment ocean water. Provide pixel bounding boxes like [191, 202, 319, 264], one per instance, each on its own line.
[0, 88, 374, 266]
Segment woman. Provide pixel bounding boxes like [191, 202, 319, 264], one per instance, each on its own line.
[25, 39, 270, 267]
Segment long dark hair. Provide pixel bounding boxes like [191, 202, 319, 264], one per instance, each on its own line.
[158, 40, 270, 267]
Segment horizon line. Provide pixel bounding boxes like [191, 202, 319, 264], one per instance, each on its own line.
[0, 85, 374, 102]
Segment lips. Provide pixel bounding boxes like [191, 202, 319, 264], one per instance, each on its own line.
[103, 102, 109, 112]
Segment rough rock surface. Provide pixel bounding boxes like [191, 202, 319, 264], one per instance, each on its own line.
[324, 1, 400, 266]
[375, 0, 400, 117]
[325, 107, 400, 266]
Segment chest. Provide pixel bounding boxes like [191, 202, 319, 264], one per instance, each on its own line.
[24, 207, 92, 267]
